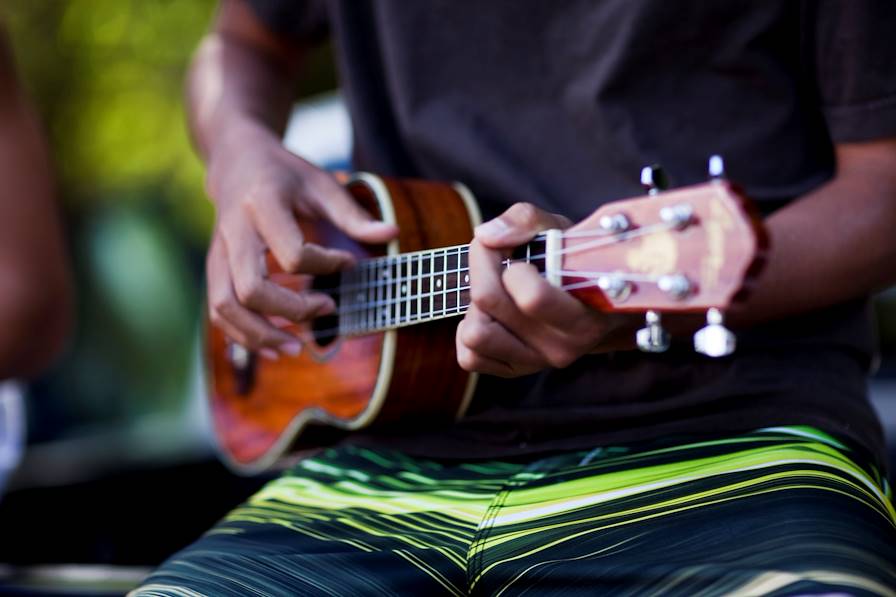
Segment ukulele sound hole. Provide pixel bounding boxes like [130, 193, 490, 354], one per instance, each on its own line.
[227, 341, 256, 396]
[311, 273, 340, 348]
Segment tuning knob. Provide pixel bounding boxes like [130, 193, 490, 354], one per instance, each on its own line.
[693, 308, 735, 357]
[640, 164, 669, 195]
[708, 155, 725, 180]
[636, 310, 670, 353]
[228, 341, 250, 371]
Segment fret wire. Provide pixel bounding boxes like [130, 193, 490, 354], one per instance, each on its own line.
[398, 260, 404, 327]
[384, 257, 392, 328]
[408, 254, 416, 323]
[355, 261, 363, 334]
[406, 254, 414, 322]
[455, 246, 462, 314]
[429, 250, 435, 321]
[416, 254, 422, 322]
[361, 264, 373, 330]
[358, 265, 364, 334]
[443, 250, 448, 314]
[395, 254, 403, 330]
[368, 260, 377, 332]
[375, 259, 383, 327]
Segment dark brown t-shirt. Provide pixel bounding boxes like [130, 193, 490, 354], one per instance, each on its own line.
[246, 0, 896, 465]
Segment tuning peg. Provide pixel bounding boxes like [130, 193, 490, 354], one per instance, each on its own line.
[693, 308, 735, 357]
[708, 155, 725, 180]
[599, 213, 631, 233]
[659, 204, 695, 229]
[636, 310, 670, 353]
[640, 165, 669, 195]
[657, 274, 692, 300]
[597, 275, 632, 301]
[228, 341, 250, 371]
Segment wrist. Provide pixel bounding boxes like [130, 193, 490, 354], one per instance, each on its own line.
[204, 117, 282, 203]
[209, 116, 279, 164]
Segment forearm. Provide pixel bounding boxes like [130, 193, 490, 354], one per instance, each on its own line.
[730, 140, 896, 327]
[0, 49, 71, 377]
[186, 0, 304, 162]
[592, 141, 896, 354]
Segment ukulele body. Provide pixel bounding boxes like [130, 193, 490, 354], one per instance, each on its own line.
[207, 174, 481, 474]
[208, 170, 764, 474]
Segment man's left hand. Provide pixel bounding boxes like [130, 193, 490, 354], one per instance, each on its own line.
[456, 203, 628, 377]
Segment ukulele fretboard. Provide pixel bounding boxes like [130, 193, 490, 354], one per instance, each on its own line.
[337, 237, 547, 335]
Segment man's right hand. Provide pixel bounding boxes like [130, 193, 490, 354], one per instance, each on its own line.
[205, 120, 397, 358]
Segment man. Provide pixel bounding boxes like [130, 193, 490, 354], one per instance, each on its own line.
[137, 1, 896, 594]
[0, 28, 72, 495]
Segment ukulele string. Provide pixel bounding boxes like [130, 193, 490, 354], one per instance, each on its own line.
[306, 221, 675, 296]
[302, 271, 667, 342]
[272, 221, 679, 343]
[331, 267, 666, 319]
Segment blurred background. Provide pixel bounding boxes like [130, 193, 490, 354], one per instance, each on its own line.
[0, 1, 895, 594]
[0, 1, 340, 592]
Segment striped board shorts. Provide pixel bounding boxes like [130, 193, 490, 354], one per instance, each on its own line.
[134, 427, 896, 596]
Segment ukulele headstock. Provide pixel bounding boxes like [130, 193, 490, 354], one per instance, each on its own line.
[555, 157, 766, 356]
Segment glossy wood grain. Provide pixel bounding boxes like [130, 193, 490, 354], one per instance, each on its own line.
[207, 175, 477, 472]
[208, 175, 764, 473]
[563, 181, 765, 313]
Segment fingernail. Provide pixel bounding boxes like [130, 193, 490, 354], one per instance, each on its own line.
[316, 297, 336, 315]
[366, 222, 400, 238]
[475, 218, 509, 239]
[269, 316, 292, 329]
[280, 342, 302, 356]
[365, 221, 396, 232]
[259, 348, 279, 361]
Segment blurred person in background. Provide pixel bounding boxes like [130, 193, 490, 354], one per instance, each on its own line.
[0, 26, 72, 496]
[137, 1, 896, 595]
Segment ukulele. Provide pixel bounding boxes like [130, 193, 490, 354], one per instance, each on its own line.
[207, 159, 765, 473]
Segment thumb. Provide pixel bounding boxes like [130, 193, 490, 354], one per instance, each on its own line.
[309, 172, 398, 243]
[475, 202, 571, 248]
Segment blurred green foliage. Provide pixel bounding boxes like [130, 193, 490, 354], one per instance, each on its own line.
[4, 0, 215, 239]
[2, 0, 219, 446]
[0, 1, 337, 455]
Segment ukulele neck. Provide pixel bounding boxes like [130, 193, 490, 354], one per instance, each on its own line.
[337, 236, 550, 335]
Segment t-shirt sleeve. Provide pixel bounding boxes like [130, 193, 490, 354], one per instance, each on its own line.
[243, 0, 329, 45]
[812, 0, 896, 142]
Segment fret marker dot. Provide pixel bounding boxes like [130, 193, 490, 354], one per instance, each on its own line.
[401, 285, 407, 294]
[464, 274, 470, 284]
[436, 279, 442, 288]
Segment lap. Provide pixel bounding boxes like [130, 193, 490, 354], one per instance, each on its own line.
[133, 428, 896, 596]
